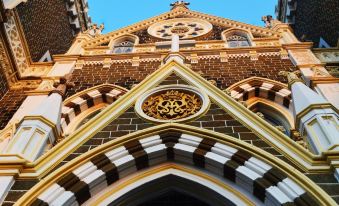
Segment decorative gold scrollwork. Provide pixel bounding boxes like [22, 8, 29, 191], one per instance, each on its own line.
[142, 90, 202, 120]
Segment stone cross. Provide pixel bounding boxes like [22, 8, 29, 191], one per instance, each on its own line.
[170, 1, 190, 8]
[171, 34, 180, 52]
[51, 73, 75, 97]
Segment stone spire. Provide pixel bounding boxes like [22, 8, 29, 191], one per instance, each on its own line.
[3, 75, 74, 162]
[280, 70, 339, 156]
[170, 1, 190, 10]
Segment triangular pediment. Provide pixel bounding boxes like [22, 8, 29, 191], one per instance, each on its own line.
[58, 58, 303, 162]
[84, 7, 279, 47]
[24, 55, 323, 178]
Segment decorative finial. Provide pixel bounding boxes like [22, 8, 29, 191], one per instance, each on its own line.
[261, 15, 281, 29]
[84, 23, 104, 37]
[170, 1, 190, 10]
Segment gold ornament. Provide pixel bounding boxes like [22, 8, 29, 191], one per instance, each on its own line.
[142, 90, 202, 120]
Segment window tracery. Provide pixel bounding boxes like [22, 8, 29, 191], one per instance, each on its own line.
[113, 40, 134, 54]
[226, 34, 250, 47]
[148, 18, 212, 39]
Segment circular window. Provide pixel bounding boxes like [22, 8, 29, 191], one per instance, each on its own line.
[135, 85, 210, 123]
[147, 18, 213, 40]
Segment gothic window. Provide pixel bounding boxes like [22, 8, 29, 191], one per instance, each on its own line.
[113, 40, 134, 54]
[249, 102, 290, 135]
[226, 34, 250, 47]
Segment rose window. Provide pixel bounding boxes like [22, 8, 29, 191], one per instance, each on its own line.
[148, 18, 213, 39]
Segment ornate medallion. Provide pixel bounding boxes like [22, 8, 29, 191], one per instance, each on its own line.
[135, 85, 210, 123]
[142, 90, 202, 120]
[148, 18, 212, 39]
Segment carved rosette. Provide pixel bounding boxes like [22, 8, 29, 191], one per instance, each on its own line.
[135, 85, 210, 123]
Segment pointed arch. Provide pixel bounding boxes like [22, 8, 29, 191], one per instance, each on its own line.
[227, 77, 292, 110]
[61, 84, 128, 135]
[16, 124, 335, 206]
[227, 77, 294, 132]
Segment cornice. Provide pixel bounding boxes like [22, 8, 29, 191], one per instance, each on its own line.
[282, 42, 313, 50]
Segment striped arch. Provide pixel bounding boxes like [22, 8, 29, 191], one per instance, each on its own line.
[227, 77, 292, 109]
[61, 84, 128, 133]
[18, 125, 332, 206]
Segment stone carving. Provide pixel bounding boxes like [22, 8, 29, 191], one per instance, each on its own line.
[170, 1, 190, 9]
[0, 34, 17, 85]
[291, 130, 308, 150]
[256, 112, 265, 119]
[0, 121, 18, 152]
[208, 79, 217, 86]
[311, 66, 331, 77]
[85, 23, 104, 37]
[10, 80, 41, 90]
[275, 125, 286, 133]
[261, 15, 281, 29]
[4, 13, 29, 75]
[142, 90, 202, 120]
[278, 70, 302, 87]
[36, 80, 56, 91]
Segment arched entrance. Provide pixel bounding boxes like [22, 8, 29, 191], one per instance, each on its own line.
[17, 126, 333, 206]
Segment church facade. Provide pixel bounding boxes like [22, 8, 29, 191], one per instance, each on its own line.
[0, 1, 339, 205]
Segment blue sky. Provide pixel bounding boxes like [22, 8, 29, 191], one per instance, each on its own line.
[88, 0, 277, 34]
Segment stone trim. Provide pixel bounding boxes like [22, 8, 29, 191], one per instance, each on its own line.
[61, 85, 127, 133]
[229, 79, 292, 109]
[31, 131, 318, 205]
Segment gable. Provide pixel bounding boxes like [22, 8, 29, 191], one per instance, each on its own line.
[83, 7, 279, 48]
[34, 58, 314, 177]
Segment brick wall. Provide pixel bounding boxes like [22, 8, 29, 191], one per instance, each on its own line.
[16, 0, 75, 61]
[0, 64, 8, 98]
[0, 90, 26, 129]
[190, 55, 294, 89]
[66, 61, 162, 97]
[293, 0, 339, 47]
[67, 55, 294, 98]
